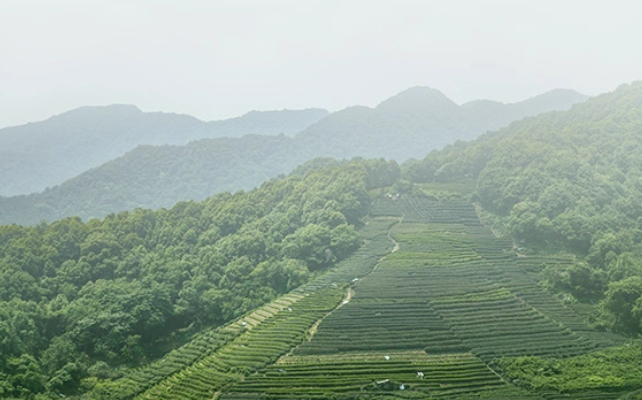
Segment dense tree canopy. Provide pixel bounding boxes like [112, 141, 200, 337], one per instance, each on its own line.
[0, 159, 399, 399]
[403, 81, 642, 334]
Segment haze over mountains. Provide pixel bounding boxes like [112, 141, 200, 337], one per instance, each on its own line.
[297, 87, 588, 160]
[0, 87, 588, 225]
[0, 106, 329, 196]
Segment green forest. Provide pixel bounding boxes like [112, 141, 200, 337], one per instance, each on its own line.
[405, 81, 642, 336]
[0, 160, 399, 399]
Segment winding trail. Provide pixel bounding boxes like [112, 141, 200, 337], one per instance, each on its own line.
[307, 287, 354, 340]
[280, 217, 401, 357]
[388, 224, 400, 254]
[211, 218, 402, 400]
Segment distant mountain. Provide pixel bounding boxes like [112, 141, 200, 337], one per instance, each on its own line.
[460, 88, 588, 128]
[0, 135, 311, 223]
[0, 87, 589, 225]
[0, 106, 328, 196]
[296, 87, 588, 161]
[207, 109, 331, 138]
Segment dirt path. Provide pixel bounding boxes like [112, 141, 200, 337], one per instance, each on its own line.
[307, 287, 354, 339]
[277, 218, 401, 360]
[388, 228, 400, 253]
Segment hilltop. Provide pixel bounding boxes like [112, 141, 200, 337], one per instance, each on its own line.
[296, 87, 588, 161]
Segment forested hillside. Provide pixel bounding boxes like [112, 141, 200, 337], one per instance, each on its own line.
[0, 88, 587, 226]
[0, 135, 308, 223]
[404, 81, 642, 336]
[0, 106, 328, 196]
[0, 160, 400, 399]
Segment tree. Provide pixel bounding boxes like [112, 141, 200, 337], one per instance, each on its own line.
[281, 224, 333, 270]
[599, 276, 642, 335]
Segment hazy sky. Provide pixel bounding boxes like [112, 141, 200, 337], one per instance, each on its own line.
[1, 0, 641, 128]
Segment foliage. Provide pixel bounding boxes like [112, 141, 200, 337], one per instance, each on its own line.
[496, 344, 642, 393]
[0, 162, 370, 398]
[0, 135, 312, 225]
[221, 197, 619, 400]
[403, 81, 642, 334]
[599, 277, 642, 335]
[404, 82, 642, 253]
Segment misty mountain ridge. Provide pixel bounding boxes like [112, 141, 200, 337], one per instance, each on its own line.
[0, 86, 589, 225]
[0, 105, 329, 196]
[296, 86, 588, 161]
[376, 86, 459, 113]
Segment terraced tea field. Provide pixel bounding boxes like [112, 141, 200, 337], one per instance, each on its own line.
[136, 289, 344, 400]
[129, 197, 631, 399]
[99, 219, 395, 400]
[222, 352, 514, 399]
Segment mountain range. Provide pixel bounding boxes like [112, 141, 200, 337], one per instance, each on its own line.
[0, 87, 588, 225]
[0, 106, 329, 196]
[296, 87, 587, 161]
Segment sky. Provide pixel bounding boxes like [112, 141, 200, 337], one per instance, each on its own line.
[1, 0, 641, 128]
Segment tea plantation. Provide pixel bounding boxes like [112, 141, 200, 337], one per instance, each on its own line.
[112, 196, 638, 399]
